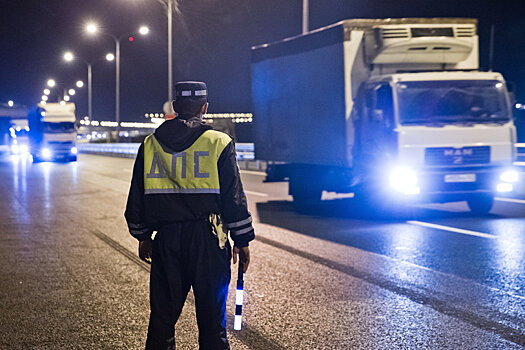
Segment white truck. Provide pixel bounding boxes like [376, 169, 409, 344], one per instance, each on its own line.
[252, 18, 517, 214]
[28, 102, 78, 162]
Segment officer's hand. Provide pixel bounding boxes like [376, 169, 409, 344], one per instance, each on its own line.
[233, 246, 250, 273]
[139, 240, 153, 264]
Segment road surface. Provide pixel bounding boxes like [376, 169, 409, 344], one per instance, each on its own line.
[0, 154, 524, 349]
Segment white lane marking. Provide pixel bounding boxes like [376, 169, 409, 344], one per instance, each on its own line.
[240, 170, 266, 176]
[407, 220, 497, 240]
[495, 197, 525, 205]
[245, 190, 269, 197]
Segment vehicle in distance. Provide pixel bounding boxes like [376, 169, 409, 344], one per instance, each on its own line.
[28, 102, 78, 162]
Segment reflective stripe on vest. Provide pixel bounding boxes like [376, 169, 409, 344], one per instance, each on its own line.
[143, 130, 231, 195]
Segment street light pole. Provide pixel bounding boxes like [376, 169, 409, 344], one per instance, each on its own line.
[87, 63, 93, 120]
[115, 37, 121, 141]
[168, 0, 173, 102]
[302, 0, 309, 34]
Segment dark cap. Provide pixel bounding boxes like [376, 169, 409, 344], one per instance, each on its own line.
[172, 81, 208, 119]
[174, 81, 208, 101]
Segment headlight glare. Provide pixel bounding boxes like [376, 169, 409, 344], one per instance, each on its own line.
[500, 170, 519, 183]
[42, 148, 52, 159]
[389, 167, 420, 195]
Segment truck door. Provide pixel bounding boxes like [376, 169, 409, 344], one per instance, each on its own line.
[358, 83, 396, 164]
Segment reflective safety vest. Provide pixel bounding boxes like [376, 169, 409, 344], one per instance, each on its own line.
[143, 130, 231, 194]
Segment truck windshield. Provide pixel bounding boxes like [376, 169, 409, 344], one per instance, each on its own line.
[43, 122, 75, 133]
[396, 80, 511, 125]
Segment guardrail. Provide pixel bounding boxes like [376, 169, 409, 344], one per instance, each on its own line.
[78, 142, 525, 171]
[77, 142, 255, 160]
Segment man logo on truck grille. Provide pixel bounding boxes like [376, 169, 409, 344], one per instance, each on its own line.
[443, 149, 473, 156]
[444, 148, 473, 165]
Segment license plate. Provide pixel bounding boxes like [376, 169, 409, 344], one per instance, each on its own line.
[444, 174, 476, 183]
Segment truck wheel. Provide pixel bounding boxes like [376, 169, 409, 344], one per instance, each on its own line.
[467, 194, 494, 215]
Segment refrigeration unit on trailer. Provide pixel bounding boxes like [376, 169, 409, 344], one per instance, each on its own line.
[252, 18, 517, 214]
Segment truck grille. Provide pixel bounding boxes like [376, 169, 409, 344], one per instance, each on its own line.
[425, 146, 490, 166]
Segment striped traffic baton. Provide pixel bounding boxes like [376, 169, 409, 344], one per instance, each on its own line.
[234, 261, 244, 330]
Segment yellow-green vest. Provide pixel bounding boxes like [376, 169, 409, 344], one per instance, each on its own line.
[143, 130, 231, 194]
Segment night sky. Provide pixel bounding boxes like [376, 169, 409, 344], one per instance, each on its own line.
[1, 0, 524, 122]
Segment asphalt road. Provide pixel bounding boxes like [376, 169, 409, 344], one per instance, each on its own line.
[0, 153, 524, 349]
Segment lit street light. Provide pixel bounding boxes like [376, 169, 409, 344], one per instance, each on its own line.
[86, 22, 98, 34]
[139, 26, 149, 35]
[64, 51, 74, 62]
[44, 89, 51, 95]
[63, 51, 112, 121]
[106, 53, 115, 62]
[64, 95, 70, 102]
[85, 23, 149, 140]
[68, 89, 76, 96]
[42, 95, 48, 101]
[47, 79, 56, 87]
[8, 100, 14, 107]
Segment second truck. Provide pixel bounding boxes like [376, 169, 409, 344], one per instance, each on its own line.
[252, 18, 517, 214]
[28, 102, 78, 162]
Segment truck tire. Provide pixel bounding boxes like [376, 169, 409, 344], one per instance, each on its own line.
[467, 194, 494, 215]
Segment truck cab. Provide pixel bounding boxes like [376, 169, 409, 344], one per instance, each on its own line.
[356, 71, 516, 212]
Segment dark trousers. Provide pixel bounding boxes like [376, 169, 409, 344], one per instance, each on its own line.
[145, 220, 231, 350]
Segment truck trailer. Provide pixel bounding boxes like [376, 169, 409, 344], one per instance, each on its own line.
[28, 102, 78, 162]
[252, 18, 517, 214]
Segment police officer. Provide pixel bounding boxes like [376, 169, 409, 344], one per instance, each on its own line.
[125, 81, 255, 350]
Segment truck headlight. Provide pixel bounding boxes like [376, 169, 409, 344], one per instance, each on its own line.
[389, 167, 420, 195]
[500, 170, 519, 183]
[71, 147, 78, 155]
[42, 148, 52, 159]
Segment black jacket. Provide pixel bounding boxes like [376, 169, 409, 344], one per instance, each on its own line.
[124, 117, 255, 247]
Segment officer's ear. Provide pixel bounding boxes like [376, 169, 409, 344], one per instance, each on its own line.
[201, 103, 209, 115]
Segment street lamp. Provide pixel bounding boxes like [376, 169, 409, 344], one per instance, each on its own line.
[86, 22, 98, 34]
[64, 95, 70, 102]
[43, 89, 51, 95]
[8, 100, 14, 107]
[64, 51, 74, 62]
[42, 95, 48, 101]
[85, 23, 149, 140]
[47, 79, 56, 87]
[68, 89, 76, 96]
[139, 26, 149, 35]
[63, 51, 113, 121]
